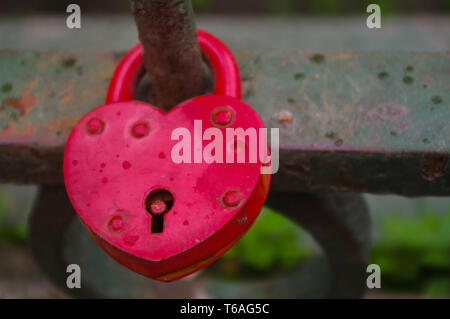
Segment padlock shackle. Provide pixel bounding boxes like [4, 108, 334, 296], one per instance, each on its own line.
[106, 29, 241, 104]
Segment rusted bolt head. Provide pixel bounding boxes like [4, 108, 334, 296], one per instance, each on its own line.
[131, 122, 149, 138]
[86, 118, 105, 135]
[212, 107, 234, 126]
[108, 215, 126, 233]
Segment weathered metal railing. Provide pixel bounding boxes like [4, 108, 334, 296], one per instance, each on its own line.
[0, 0, 448, 298]
[1, 51, 448, 193]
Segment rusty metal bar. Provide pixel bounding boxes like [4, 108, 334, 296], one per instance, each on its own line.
[129, 0, 213, 110]
[0, 50, 449, 196]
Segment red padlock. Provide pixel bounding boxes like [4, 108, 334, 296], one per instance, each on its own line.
[64, 30, 270, 282]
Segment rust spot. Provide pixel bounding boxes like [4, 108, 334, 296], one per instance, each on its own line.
[278, 110, 293, 123]
[46, 114, 82, 137]
[422, 156, 448, 181]
[58, 83, 75, 104]
[331, 171, 366, 192]
[2, 80, 38, 116]
[59, 93, 73, 104]
[0, 121, 37, 139]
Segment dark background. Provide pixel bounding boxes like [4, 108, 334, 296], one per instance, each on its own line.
[1, 0, 450, 15]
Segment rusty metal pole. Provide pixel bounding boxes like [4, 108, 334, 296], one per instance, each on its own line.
[129, 0, 213, 111]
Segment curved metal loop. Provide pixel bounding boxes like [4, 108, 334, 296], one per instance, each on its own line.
[265, 191, 371, 298]
[106, 29, 241, 104]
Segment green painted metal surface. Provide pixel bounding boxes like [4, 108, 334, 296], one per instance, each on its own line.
[0, 50, 449, 195]
[239, 51, 449, 151]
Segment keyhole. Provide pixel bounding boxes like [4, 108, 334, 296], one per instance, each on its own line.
[145, 189, 174, 234]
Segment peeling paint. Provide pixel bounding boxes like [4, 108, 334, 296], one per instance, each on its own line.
[278, 110, 293, 123]
[2, 79, 38, 116]
[422, 156, 448, 181]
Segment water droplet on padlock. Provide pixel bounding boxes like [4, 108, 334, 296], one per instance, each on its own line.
[222, 190, 243, 208]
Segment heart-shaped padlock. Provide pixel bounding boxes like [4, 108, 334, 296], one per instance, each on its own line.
[64, 30, 271, 282]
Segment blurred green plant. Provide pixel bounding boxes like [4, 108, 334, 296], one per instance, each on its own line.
[309, 0, 342, 14]
[0, 194, 27, 243]
[213, 206, 312, 280]
[266, 1, 296, 15]
[1, 186, 449, 297]
[213, 205, 450, 297]
[192, 0, 215, 12]
[191, 0, 447, 14]
[371, 209, 450, 297]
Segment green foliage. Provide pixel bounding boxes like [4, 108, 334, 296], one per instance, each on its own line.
[266, 0, 296, 15]
[214, 204, 450, 297]
[191, 0, 449, 14]
[425, 278, 450, 297]
[0, 195, 3, 223]
[191, 0, 214, 12]
[309, 0, 342, 14]
[371, 209, 450, 296]
[0, 194, 27, 243]
[364, 0, 397, 15]
[216, 207, 311, 279]
[1, 182, 449, 297]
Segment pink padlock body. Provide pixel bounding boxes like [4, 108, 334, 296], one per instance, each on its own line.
[64, 95, 270, 281]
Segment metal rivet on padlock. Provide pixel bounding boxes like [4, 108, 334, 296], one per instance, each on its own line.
[212, 106, 234, 127]
[64, 30, 270, 282]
